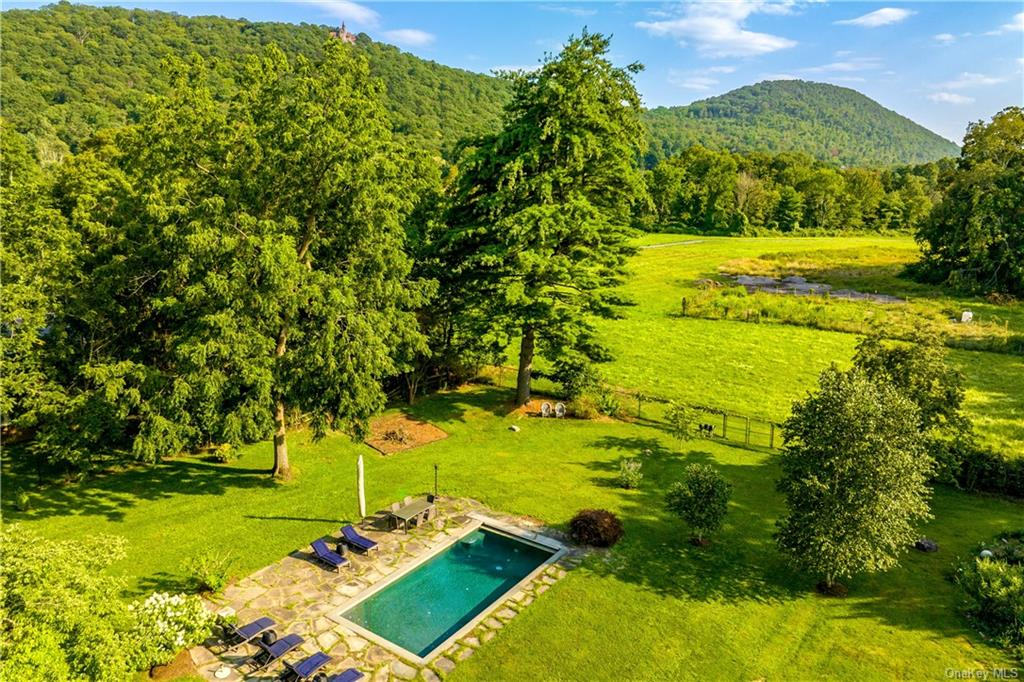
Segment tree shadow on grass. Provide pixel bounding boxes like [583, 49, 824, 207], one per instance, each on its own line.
[579, 434, 803, 605]
[4, 459, 277, 523]
[396, 385, 514, 425]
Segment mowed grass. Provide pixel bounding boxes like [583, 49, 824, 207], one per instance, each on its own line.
[4, 386, 1020, 680]
[596, 234, 1024, 455]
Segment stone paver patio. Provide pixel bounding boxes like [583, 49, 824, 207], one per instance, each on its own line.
[190, 497, 585, 681]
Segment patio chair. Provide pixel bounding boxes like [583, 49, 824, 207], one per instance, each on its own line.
[220, 615, 276, 652]
[403, 495, 413, 505]
[388, 501, 402, 530]
[280, 651, 332, 681]
[243, 633, 304, 674]
[310, 539, 349, 573]
[555, 402, 566, 418]
[540, 401, 552, 417]
[340, 525, 378, 553]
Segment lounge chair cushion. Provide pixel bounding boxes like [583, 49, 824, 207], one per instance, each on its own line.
[329, 669, 365, 682]
[286, 651, 332, 679]
[232, 616, 275, 642]
[264, 633, 303, 659]
[341, 525, 377, 551]
[311, 539, 348, 567]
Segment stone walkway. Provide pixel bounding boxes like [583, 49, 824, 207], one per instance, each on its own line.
[189, 497, 585, 681]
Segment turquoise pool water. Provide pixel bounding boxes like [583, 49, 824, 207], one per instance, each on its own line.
[342, 528, 554, 657]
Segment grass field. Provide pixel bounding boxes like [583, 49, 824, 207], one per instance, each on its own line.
[594, 234, 1024, 456]
[4, 233, 1022, 680]
[4, 386, 1020, 680]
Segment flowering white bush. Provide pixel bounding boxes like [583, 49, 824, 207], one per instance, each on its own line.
[127, 592, 215, 669]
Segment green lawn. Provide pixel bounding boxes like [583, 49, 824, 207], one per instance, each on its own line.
[4, 386, 1021, 679]
[593, 234, 1024, 456]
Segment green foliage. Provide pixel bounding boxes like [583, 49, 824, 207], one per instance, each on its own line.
[549, 358, 601, 401]
[776, 366, 933, 589]
[2, 3, 509, 160]
[665, 464, 732, 543]
[642, 146, 948, 234]
[953, 530, 1024, 661]
[0, 526, 131, 680]
[597, 391, 622, 418]
[914, 107, 1024, 296]
[183, 551, 235, 594]
[645, 80, 959, 167]
[617, 457, 643, 489]
[448, 31, 647, 404]
[127, 592, 216, 670]
[569, 508, 625, 547]
[664, 401, 697, 447]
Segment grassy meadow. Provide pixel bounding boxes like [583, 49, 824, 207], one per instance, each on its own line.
[3, 233, 1022, 680]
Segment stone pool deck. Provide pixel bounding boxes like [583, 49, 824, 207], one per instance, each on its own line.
[189, 496, 585, 681]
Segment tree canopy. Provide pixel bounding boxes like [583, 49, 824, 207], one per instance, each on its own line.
[447, 31, 649, 404]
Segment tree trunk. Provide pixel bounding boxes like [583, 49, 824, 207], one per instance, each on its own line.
[272, 399, 290, 478]
[515, 325, 535, 406]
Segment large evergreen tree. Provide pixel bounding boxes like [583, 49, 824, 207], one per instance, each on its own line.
[448, 31, 649, 404]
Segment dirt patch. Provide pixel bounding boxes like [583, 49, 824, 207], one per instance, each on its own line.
[512, 397, 567, 418]
[148, 649, 197, 680]
[365, 413, 448, 455]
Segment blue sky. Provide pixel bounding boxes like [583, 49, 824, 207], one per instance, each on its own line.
[10, 1, 1024, 142]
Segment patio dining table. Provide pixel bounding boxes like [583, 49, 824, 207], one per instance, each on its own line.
[391, 498, 434, 533]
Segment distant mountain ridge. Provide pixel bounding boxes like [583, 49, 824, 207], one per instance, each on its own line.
[2, 4, 959, 167]
[644, 80, 959, 166]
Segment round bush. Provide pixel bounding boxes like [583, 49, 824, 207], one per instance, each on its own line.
[569, 509, 624, 547]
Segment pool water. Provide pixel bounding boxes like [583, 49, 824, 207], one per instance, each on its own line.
[342, 528, 554, 657]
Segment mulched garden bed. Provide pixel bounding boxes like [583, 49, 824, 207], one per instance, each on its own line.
[365, 413, 448, 454]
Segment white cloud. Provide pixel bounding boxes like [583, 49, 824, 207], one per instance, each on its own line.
[380, 29, 436, 47]
[830, 76, 867, 83]
[933, 33, 956, 44]
[801, 57, 882, 74]
[937, 72, 1008, 89]
[999, 12, 1024, 32]
[928, 92, 975, 104]
[635, 2, 797, 57]
[835, 8, 915, 28]
[298, 0, 379, 26]
[763, 73, 800, 81]
[539, 4, 597, 17]
[834, 50, 853, 57]
[667, 65, 737, 90]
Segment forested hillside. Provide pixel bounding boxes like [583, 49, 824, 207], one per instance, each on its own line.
[1, 2, 509, 159]
[646, 80, 959, 167]
[3, 4, 958, 167]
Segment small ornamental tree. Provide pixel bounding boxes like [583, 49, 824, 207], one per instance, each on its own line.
[665, 401, 697, 448]
[776, 366, 932, 594]
[665, 464, 732, 545]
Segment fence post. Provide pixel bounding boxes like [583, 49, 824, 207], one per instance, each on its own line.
[744, 417, 750, 446]
[722, 414, 728, 440]
[770, 423, 775, 449]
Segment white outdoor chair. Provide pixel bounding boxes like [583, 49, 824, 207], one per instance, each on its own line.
[554, 402, 566, 418]
[540, 402, 552, 417]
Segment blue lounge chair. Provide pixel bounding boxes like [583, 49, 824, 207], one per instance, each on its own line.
[243, 633, 304, 674]
[311, 539, 349, 573]
[326, 669, 365, 682]
[220, 616, 276, 652]
[280, 651, 331, 681]
[340, 525, 378, 553]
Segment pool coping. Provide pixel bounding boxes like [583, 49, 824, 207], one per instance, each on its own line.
[328, 512, 567, 665]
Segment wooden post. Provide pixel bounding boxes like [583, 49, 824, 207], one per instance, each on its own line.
[770, 423, 775, 449]
[722, 414, 728, 440]
[744, 417, 751, 446]
[357, 454, 366, 519]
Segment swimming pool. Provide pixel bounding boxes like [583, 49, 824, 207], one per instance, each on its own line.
[339, 523, 559, 661]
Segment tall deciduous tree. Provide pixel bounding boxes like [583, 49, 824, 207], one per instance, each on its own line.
[776, 366, 932, 593]
[915, 106, 1024, 296]
[448, 31, 649, 404]
[35, 42, 431, 476]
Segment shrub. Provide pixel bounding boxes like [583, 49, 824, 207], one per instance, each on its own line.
[935, 437, 1024, 499]
[183, 552, 234, 594]
[597, 391, 621, 418]
[617, 457, 643, 489]
[127, 592, 216, 670]
[953, 530, 1024, 661]
[569, 509, 624, 547]
[550, 359, 600, 401]
[568, 395, 600, 419]
[665, 464, 732, 544]
[210, 443, 237, 463]
[13, 487, 31, 511]
[665, 401, 697, 447]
